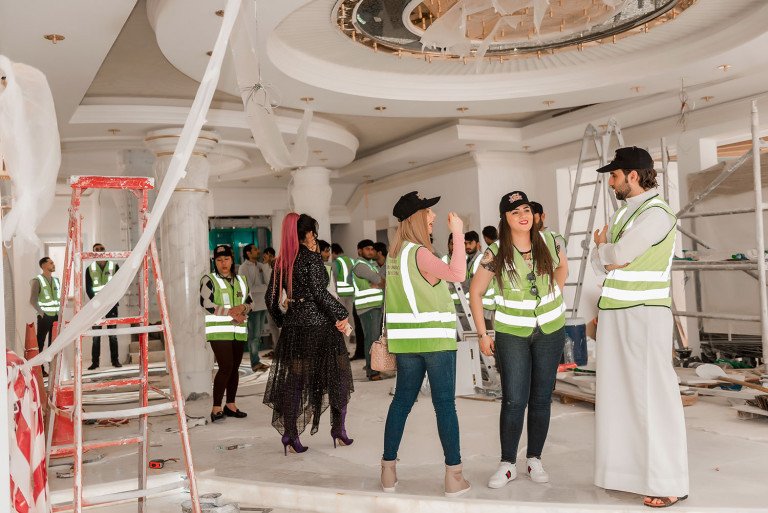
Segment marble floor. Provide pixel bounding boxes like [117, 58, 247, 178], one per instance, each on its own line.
[49, 359, 768, 512]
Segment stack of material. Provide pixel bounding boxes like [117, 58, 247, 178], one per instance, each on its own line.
[129, 337, 166, 364]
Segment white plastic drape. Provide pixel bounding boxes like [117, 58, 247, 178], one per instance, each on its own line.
[0, 57, 60, 249]
[229, 1, 311, 171]
[25, 0, 243, 369]
[420, 0, 623, 62]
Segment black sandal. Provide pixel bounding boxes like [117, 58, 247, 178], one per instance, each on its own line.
[644, 495, 688, 508]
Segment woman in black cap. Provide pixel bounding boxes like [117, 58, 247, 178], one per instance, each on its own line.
[199, 244, 253, 423]
[264, 213, 354, 455]
[380, 191, 471, 498]
[468, 191, 567, 489]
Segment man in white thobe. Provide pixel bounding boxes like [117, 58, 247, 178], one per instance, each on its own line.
[590, 147, 689, 508]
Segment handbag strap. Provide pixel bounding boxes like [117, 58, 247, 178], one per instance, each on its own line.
[380, 297, 386, 335]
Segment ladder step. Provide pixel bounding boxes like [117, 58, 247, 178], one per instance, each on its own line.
[96, 316, 144, 326]
[69, 175, 155, 190]
[568, 231, 590, 236]
[84, 325, 164, 337]
[49, 436, 143, 457]
[82, 378, 144, 391]
[564, 282, 579, 286]
[82, 402, 177, 421]
[52, 480, 184, 511]
[80, 251, 132, 261]
[572, 206, 594, 212]
[577, 180, 598, 187]
[567, 256, 582, 260]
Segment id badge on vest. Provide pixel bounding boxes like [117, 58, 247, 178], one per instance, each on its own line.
[222, 292, 231, 304]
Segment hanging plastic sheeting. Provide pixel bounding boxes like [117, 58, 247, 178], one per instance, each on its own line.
[7, 350, 48, 513]
[0, 57, 60, 249]
[24, 0, 243, 370]
[229, 1, 311, 171]
[421, 0, 624, 63]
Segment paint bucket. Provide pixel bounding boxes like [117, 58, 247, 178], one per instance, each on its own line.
[565, 318, 588, 366]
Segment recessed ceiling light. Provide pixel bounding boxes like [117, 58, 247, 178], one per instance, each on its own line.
[522, 145, 531, 151]
[717, 64, 731, 72]
[320, 158, 328, 162]
[300, 97, 314, 103]
[107, 128, 120, 135]
[43, 34, 65, 44]
[374, 106, 387, 111]
[312, 150, 323, 154]
[542, 100, 555, 106]
[275, 174, 283, 178]
[701, 95, 715, 102]
[630, 86, 643, 93]
[362, 174, 372, 179]
[466, 143, 475, 149]
[206, 51, 213, 57]
[215, 10, 224, 17]
[408, 161, 417, 165]
[456, 107, 469, 112]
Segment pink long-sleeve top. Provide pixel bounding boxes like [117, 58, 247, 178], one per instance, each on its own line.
[416, 231, 466, 285]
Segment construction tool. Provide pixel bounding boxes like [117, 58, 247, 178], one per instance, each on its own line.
[695, 363, 768, 393]
[148, 458, 178, 469]
[45, 176, 201, 513]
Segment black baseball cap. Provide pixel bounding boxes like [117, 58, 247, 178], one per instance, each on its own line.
[499, 191, 531, 216]
[393, 191, 440, 222]
[213, 244, 233, 258]
[597, 146, 654, 173]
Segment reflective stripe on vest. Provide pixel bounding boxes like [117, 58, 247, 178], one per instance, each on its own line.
[598, 195, 676, 310]
[385, 242, 456, 352]
[353, 259, 384, 308]
[335, 256, 355, 297]
[489, 233, 566, 337]
[205, 273, 249, 341]
[37, 275, 61, 316]
[466, 251, 496, 311]
[89, 261, 115, 293]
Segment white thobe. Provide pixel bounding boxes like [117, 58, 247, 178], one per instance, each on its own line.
[591, 189, 689, 497]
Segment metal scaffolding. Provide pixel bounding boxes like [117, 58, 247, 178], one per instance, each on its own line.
[671, 100, 768, 364]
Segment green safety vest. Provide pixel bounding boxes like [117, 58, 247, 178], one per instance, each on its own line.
[353, 259, 384, 309]
[334, 255, 355, 297]
[598, 195, 676, 310]
[489, 232, 566, 337]
[89, 261, 115, 293]
[467, 250, 496, 311]
[440, 254, 461, 304]
[204, 273, 249, 341]
[36, 274, 61, 317]
[385, 242, 456, 353]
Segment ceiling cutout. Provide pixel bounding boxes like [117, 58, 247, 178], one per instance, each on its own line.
[337, 0, 696, 62]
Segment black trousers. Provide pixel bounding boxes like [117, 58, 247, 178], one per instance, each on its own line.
[92, 308, 119, 364]
[352, 306, 365, 359]
[36, 314, 56, 352]
[210, 340, 245, 407]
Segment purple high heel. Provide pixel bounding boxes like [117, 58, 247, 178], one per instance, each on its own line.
[331, 404, 354, 448]
[281, 434, 308, 455]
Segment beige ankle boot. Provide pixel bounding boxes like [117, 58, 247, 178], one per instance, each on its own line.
[444, 463, 471, 498]
[381, 459, 398, 493]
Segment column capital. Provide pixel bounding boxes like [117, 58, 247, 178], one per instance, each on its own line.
[144, 128, 220, 158]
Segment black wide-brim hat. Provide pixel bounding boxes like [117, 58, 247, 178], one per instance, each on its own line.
[393, 191, 440, 222]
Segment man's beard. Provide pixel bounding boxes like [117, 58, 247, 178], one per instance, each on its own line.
[614, 184, 631, 201]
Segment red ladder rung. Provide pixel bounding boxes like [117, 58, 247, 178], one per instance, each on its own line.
[95, 316, 143, 326]
[80, 251, 132, 261]
[49, 436, 143, 457]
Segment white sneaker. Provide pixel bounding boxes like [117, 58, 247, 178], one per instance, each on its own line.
[526, 457, 549, 483]
[487, 462, 517, 489]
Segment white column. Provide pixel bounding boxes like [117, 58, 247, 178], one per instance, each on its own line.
[676, 134, 718, 356]
[145, 128, 218, 400]
[291, 167, 332, 241]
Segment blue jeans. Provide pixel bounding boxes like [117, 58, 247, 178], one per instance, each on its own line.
[495, 328, 565, 463]
[358, 308, 382, 378]
[247, 310, 267, 367]
[383, 351, 461, 465]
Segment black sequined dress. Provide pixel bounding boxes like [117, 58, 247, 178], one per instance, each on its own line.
[263, 245, 354, 437]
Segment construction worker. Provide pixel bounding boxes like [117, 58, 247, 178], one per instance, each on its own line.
[482, 225, 498, 246]
[441, 233, 462, 307]
[332, 243, 356, 353]
[465, 230, 496, 325]
[319, 239, 337, 297]
[86, 243, 121, 369]
[352, 239, 384, 381]
[530, 201, 566, 253]
[30, 256, 60, 374]
[200, 244, 252, 423]
[469, 190, 568, 490]
[239, 244, 270, 373]
[591, 147, 688, 508]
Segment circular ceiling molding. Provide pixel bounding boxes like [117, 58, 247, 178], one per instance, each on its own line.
[341, 0, 692, 59]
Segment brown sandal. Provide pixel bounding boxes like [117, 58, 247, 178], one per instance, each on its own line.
[644, 495, 688, 508]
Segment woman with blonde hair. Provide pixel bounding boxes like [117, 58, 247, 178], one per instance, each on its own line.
[380, 191, 471, 498]
[469, 190, 567, 489]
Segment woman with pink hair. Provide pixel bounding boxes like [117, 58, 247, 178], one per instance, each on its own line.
[263, 213, 354, 454]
